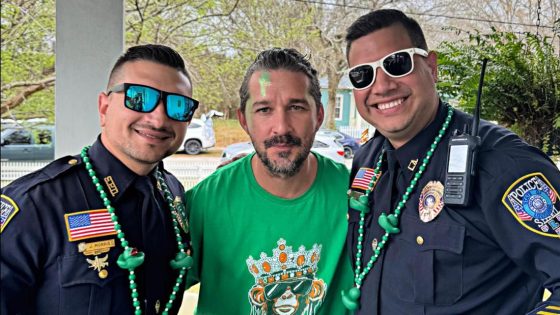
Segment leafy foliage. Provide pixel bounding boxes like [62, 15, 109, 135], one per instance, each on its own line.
[1, 0, 55, 121]
[438, 30, 560, 154]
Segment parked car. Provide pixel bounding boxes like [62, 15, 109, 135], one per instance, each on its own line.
[221, 135, 345, 164]
[317, 129, 360, 159]
[1, 125, 55, 161]
[177, 118, 216, 155]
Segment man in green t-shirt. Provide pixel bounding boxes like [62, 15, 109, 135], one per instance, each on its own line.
[185, 48, 352, 314]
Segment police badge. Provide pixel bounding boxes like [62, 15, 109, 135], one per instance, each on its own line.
[418, 181, 445, 222]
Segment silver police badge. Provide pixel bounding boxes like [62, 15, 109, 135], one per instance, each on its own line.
[418, 181, 445, 222]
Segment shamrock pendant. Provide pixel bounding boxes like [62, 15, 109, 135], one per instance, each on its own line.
[170, 252, 193, 269]
[378, 213, 400, 234]
[341, 287, 361, 310]
[350, 195, 370, 213]
[117, 247, 145, 270]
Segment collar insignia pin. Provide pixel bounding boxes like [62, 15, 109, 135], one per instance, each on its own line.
[408, 159, 418, 171]
[104, 176, 119, 197]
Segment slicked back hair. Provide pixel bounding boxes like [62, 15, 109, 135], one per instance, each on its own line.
[107, 44, 191, 89]
[238, 48, 322, 114]
[345, 9, 428, 59]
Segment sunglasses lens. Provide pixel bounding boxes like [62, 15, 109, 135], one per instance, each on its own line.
[383, 52, 413, 76]
[263, 279, 312, 300]
[349, 65, 375, 89]
[125, 85, 160, 112]
[166, 95, 196, 122]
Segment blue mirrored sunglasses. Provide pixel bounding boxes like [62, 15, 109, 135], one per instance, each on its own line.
[107, 83, 199, 122]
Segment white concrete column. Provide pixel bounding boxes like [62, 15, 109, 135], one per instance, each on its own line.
[55, 0, 123, 158]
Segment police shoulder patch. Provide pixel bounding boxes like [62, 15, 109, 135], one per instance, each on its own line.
[1, 194, 20, 233]
[502, 172, 560, 238]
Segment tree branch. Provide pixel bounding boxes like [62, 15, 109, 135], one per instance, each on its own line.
[1, 77, 55, 115]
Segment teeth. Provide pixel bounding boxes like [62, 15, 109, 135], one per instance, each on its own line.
[378, 98, 404, 110]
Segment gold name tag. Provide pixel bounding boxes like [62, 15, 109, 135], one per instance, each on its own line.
[78, 239, 115, 256]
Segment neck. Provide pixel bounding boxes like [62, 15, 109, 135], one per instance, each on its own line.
[251, 153, 318, 199]
[100, 134, 157, 176]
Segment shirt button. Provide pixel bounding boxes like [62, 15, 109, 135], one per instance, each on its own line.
[98, 269, 108, 279]
[68, 159, 78, 165]
[416, 236, 424, 245]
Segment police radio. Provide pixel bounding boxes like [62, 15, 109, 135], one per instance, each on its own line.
[444, 59, 488, 206]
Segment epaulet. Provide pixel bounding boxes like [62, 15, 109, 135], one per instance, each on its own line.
[3, 155, 82, 193]
[1, 155, 82, 232]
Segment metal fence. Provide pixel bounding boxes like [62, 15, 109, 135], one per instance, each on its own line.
[1, 159, 220, 189]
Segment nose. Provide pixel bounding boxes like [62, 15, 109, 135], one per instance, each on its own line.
[281, 288, 294, 300]
[271, 109, 292, 135]
[369, 67, 398, 95]
[147, 99, 168, 127]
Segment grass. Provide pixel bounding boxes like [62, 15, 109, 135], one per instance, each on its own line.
[212, 119, 250, 148]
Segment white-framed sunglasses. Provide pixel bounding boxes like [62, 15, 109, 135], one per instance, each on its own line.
[347, 48, 429, 90]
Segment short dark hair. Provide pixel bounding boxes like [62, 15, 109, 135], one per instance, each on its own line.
[346, 9, 428, 59]
[107, 44, 192, 88]
[238, 48, 322, 113]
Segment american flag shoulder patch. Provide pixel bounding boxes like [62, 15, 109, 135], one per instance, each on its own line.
[351, 167, 377, 191]
[65, 209, 116, 242]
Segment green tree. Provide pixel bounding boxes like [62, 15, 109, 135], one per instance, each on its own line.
[438, 30, 560, 153]
[1, 0, 55, 121]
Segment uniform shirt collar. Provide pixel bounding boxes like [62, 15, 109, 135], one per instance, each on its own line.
[87, 136, 160, 202]
[393, 100, 448, 181]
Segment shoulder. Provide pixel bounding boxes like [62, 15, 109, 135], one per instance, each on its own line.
[1, 155, 82, 231]
[315, 153, 349, 178]
[2, 155, 82, 199]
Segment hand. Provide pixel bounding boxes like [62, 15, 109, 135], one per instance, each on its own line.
[217, 153, 248, 169]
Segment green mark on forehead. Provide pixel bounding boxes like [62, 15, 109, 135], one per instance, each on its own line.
[258, 71, 271, 97]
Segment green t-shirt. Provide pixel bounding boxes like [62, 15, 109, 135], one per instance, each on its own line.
[185, 152, 353, 315]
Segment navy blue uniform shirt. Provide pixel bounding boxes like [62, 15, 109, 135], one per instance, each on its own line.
[1, 138, 189, 315]
[348, 102, 560, 314]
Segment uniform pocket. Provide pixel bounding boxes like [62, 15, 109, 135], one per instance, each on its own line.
[386, 213, 465, 306]
[58, 252, 126, 314]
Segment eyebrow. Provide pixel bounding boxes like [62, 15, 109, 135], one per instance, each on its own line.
[252, 98, 310, 107]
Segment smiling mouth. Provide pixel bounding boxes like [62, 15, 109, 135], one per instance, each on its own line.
[276, 306, 295, 314]
[135, 129, 171, 140]
[375, 97, 405, 110]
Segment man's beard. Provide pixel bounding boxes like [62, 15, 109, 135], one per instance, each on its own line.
[254, 134, 312, 178]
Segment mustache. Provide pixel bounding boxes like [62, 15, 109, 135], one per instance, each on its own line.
[264, 134, 302, 149]
[132, 123, 174, 136]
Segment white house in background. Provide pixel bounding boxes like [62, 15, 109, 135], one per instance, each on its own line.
[319, 76, 374, 138]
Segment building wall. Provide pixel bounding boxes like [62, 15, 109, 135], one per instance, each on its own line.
[320, 88, 352, 128]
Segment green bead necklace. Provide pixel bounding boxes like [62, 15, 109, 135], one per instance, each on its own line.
[341, 106, 454, 311]
[81, 146, 193, 315]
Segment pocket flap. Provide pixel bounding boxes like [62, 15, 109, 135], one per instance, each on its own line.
[397, 214, 465, 254]
[59, 253, 126, 288]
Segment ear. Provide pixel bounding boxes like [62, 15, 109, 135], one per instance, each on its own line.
[98, 92, 110, 127]
[237, 108, 250, 134]
[308, 279, 326, 301]
[315, 104, 325, 132]
[248, 285, 266, 307]
[426, 51, 438, 83]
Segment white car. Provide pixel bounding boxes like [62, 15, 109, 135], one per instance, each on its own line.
[177, 118, 216, 155]
[221, 135, 345, 164]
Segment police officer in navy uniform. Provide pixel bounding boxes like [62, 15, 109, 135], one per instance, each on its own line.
[1, 44, 197, 314]
[341, 9, 560, 314]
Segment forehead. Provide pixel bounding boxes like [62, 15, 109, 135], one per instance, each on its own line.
[348, 23, 414, 66]
[248, 69, 311, 100]
[117, 60, 192, 94]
